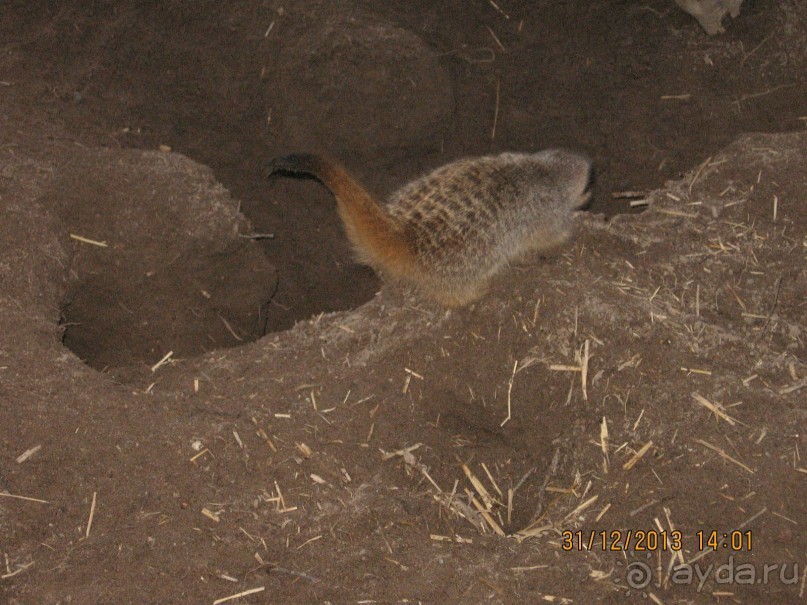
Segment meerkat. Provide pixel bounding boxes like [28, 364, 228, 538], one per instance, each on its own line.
[266, 150, 592, 306]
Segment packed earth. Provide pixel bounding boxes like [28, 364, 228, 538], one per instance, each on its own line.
[2, 2, 807, 603]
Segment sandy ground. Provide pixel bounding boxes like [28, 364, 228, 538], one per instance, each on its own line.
[2, 1, 807, 603]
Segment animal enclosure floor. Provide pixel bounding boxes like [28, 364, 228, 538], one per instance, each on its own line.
[1, 2, 806, 604]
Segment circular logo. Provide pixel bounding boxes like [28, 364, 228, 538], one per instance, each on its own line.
[626, 561, 653, 589]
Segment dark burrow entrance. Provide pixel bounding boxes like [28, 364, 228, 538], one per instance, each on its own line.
[52, 149, 278, 376]
[16, 0, 804, 372]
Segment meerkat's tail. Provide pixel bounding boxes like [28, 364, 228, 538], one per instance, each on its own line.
[266, 153, 413, 273]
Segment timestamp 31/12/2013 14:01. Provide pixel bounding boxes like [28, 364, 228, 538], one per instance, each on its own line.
[561, 530, 753, 552]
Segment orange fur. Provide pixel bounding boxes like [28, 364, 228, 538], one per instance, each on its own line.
[266, 154, 414, 279]
[267, 149, 592, 306]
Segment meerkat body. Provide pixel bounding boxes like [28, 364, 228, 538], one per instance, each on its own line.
[266, 150, 592, 306]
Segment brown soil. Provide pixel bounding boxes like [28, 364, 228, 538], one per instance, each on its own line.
[2, 2, 807, 604]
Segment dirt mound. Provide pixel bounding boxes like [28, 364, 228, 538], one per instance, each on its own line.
[50, 149, 277, 375]
[3, 128, 806, 603]
[271, 1, 453, 162]
[4, 1, 807, 331]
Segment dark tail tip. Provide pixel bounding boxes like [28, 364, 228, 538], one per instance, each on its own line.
[265, 153, 325, 179]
